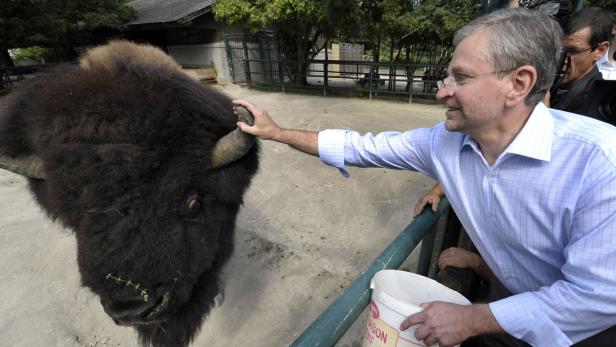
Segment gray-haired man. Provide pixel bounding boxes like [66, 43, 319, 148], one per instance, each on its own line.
[236, 8, 616, 347]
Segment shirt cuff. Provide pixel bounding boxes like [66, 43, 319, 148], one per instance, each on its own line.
[318, 129, 350, 177]
[489, 292, 571, 347]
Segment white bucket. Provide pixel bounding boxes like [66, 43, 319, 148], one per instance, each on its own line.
[362, 270, 471, 347]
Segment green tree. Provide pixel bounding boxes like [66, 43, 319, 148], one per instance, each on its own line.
[0, 0, 42, 66]
[0, 0, 134, 66]
[214, 0, 361, 85]
[584, 0, 616, 14]
[381, 0, 477, 65]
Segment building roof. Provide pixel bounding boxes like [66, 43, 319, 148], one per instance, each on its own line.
[128, 0, 215, 26]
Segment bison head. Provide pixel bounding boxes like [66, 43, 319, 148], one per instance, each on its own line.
[0, 41, 259, 346]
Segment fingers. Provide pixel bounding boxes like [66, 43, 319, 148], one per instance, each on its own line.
[236, 121, 251, 131]
[400, 311, 424, 330]
[438, 247, 476, 269]
[233, 99, 269, 119]
[424, 337, 439, 346]
[232, 99, 254, 111]
[414, 323, 432, 340]
[438, 248, 455, 269]
[414, 199, 428, 217]
[414, 195, 441, 217]
[403, 304, 438, 346]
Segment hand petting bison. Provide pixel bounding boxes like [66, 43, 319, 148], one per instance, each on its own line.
[0, 40, 259, 347]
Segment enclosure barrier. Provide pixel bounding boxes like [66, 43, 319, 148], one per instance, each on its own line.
[242, 58, 446, 102]
[290, 197, 451, 347]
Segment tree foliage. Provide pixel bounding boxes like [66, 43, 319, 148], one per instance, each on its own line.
[380, 0, 478, 64]
[214, 0, 361, 84]
[584, 0, 616, 14]
[0, 0, 134, 65]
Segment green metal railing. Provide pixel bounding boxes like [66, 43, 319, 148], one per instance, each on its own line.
[290, 197, 450, 347]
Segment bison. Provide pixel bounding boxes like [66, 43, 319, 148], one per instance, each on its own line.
[0, 40, 259, 347]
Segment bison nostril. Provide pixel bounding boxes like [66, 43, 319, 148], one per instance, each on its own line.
[100, 281, 176, 326]
[102, 296, 159, 322]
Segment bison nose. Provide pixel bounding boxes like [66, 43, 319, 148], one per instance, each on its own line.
[100, 285, 173, 326]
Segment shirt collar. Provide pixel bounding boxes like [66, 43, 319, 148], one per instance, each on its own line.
[460, 102, 553, 162]
[598, 51, 609, 65]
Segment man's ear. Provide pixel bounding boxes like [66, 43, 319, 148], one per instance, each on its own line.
[506, 65, 536, 106]
[593, 41, 609, 61]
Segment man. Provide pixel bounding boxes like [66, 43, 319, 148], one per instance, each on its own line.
[550, 7, 614, 116]
[235, 8, 616, 347]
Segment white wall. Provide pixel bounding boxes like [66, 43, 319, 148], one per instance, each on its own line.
[167, 42, 232, 84]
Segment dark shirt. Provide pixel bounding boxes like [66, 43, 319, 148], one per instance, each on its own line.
[550, 65, 603, 119]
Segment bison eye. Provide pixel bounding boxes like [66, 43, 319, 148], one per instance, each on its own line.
[185, 195, 201, 210]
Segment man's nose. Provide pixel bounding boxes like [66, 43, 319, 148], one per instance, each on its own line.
[436, 87, 453, 101]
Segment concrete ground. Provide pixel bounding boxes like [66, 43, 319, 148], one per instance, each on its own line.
[0, 84, 445, 346]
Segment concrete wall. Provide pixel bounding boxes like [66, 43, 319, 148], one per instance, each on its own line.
[167, 42, 232, 84]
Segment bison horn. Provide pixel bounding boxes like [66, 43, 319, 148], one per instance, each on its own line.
[210, 106, 256, 169]
[0, 154, 46, 179]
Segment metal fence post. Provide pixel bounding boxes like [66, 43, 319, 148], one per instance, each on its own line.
[222, 35, 235, 83]
[369, 65, 373, 100]
[242, 33, 252, 87]
[416, 223, 437, 276]
[276, 35, 285, 94]
[267, 35, 274, 82]
[408, 67, 414, 104]
[323, 41, 328, 97]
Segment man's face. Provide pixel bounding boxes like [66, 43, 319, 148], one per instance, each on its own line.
[561, 27, 605, 88]
[436, 31, 509, 134]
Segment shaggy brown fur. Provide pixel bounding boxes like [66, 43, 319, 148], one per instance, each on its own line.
[0, 41, 259, 347]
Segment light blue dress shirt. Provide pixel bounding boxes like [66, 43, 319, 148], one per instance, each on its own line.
[597, 51, 616, 80]
[317, 103, 616, 346]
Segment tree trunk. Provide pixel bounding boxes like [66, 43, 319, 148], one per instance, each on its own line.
[294, 40, 308, 86]
[292, 25, 311, 86]
[372, 29, 381, 63]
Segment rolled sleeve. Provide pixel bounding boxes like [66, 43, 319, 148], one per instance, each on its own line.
[490, 292, 572, 346]
[318, 129, 351, 177]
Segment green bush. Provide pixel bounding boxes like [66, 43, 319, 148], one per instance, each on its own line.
[12, 46, 50, 64]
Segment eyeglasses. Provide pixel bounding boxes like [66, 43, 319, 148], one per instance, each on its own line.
[437, 69, 515, 92]
[563, 42, 605, 56]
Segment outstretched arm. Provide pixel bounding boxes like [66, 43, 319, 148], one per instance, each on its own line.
[233, 99, 319, 156]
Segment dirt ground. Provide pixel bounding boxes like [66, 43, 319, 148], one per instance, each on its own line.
[0, 83, 446, 347]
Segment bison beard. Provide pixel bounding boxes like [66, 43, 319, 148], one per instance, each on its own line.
[0, 41, 259, 347]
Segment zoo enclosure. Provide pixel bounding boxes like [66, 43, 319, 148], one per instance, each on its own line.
[223, 33, 447, 102]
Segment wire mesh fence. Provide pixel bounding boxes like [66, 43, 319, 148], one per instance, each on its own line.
[223, 33, 447, 101]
